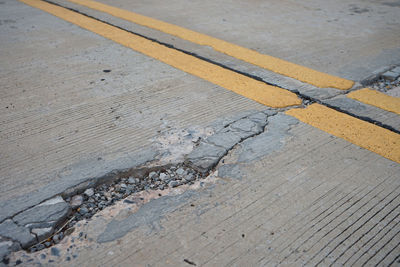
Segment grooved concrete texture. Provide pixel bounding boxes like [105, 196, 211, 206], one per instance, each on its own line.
[186, 111, 270, 173]
[0, 0, 267, 220]
[96, 0, 400, 82]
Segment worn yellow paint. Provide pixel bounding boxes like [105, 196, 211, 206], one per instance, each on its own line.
[347, 88, 400, 115]
[286, 104, 400, 163]
[66, 0, 354, 90]
[19, 0, 301, 108]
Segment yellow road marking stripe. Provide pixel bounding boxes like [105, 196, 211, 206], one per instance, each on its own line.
[347, 88, 400, 115]
[286, 104, 400, 163]
[19, 0, 301, 108]
[67, 0, 354, 90]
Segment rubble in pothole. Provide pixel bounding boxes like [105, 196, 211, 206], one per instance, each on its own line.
[25, 165, 202, 254]
[0, 165, 206, 266]
[7, 174, 219, 266]
[369, 66, 400, 94]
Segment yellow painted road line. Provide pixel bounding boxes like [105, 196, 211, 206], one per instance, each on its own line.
[347, 88, 400, 115]
[66, 0, 354, 90]
[286, 104, 400, 163]
[19, 0, 301, 108]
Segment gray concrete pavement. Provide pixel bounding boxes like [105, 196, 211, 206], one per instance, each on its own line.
[1, 0, 400, 265]
[0, 0, 267, 216]
[98, 0, 400, 81]
[8, 113, 400, 266]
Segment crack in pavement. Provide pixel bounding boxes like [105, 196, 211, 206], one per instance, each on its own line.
[1, 108, 284, 261]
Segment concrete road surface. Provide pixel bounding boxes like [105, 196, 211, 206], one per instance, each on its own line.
[0, 0, 399, 265]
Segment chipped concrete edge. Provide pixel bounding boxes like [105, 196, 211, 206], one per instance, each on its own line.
[359, 65, 397, 86]
[185, 109, 278, 174]
[0, 148, 159, 223]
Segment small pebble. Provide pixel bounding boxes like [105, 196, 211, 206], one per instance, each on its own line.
[159, 173, 169, 181]
[184, 174, 195, 182]
[176, 168, 185, 175]
[53, 234, 60, 244]
[70, 195, 84, 209]
[149, 172, 157, 179]
[84, 188, 94, 197]
[79, 207, 88, 215]
[168, 181, 179, 188]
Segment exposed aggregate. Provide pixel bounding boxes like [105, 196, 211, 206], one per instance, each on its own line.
[370, 66, 400, 92]
[27, 165, 202, 253]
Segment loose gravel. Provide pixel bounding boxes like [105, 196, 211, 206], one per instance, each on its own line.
[369, 67, 400, 92]
[27, 165, 202, 253]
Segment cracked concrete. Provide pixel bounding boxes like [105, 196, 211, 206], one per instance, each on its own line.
[1, 0, 269, 229]
[1, 0, 400, 264]
[215, 114, 298, 179]
[5, 110, 399, 266]
[186, 110, 299, 176]
[14, 196, 70, 231]
[235, 114, 298, 163]
[3, 101, 395, 261]
[0, 106, 296, 263]
[0, 195, 72, 256]
[186, 110, 275, 174]
[0, 108, 278, 262]
[0, 220, 35, 249]
[0, 148, 159, 224]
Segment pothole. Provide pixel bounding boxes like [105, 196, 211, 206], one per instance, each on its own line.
[26, 164, 204, 253]
[1, 108, 280, 264]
